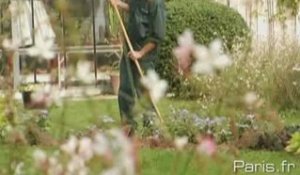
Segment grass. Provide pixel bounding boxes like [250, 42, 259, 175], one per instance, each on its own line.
[0, 98, 300, 174]
[47, 98, 202, 139]
[48, 98, 120, 139]
[0, 145, 300, 174]
[280, 110, 300, 126]
[238, 150, 300, 175]
[141, 149, 300, 175]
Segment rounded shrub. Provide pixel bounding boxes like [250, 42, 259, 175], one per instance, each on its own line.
[155, 0, 250, 98]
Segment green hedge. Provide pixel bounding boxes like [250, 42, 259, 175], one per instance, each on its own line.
[155, 0, 249, 98]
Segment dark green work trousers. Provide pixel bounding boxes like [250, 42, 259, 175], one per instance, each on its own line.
[118, 53, 155, 130]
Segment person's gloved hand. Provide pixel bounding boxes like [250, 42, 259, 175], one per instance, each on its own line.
[128, 50, 144, 61]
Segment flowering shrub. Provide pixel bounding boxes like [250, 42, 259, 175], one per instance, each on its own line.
[171, 38, 300, 110]
[167, 107, 227, 143]
[174, 30, 232, 76]
[165, 105, 294, 151]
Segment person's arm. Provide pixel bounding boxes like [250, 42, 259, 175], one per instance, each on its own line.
[128, 43, 156, 61]
[110, 0, 129, 12]
[128, 0, 166, 61]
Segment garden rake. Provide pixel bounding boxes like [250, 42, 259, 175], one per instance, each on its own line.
[111, 2, 164, 124]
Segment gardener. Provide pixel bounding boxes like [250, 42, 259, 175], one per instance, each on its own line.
[109, 0, 166, 135]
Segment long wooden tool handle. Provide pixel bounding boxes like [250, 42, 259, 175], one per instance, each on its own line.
[111, 3, 164, 123]
[111, 3, 144, 76]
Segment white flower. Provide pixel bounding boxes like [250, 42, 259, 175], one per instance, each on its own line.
[192, 39, 232, 75]
[141, 70, 168, 103]
[48, 156, 58, 167]
[178, 29, 194, 48]
[33, 149, 47, 167]
[76, 60, 94, 84]
[32, 130, 137, 175]
[121, 156, 136, 175]
[244, 92, 258, 106]
[174, 136, 188, 150]
[78, 167, 89, 175]
[109, 129, 136, 175]
[61, 136, 78, 156]
[93, 133, 110, 156]
[27, 38, 55, 60]
[102, 115, 115, 123]
[210, 40, 232, 69]
[14, 162, 24, 175]
[292, 64, 300, 72]
[293, 81, 297, 86]
[209, 39, 223, 56]
[192, 45, 214, 74]
[193, 45, 210, 61]
[46, 156, 63, 175]
[192, 59, 214, 75]
[109, 129, 132, 151]
[78, 137, 94, 161]
[212, 54, 232, 70]
[174, 30, 232, 75]
[14, 92, 22, 100]
[67, 156, 85, 173]
[48, 163, 63, 175]
[2, 38, 20, 51]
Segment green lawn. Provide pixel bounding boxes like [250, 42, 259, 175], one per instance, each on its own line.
[48, 98, 200, 139]
[0, 145, 300, 174]
[0, 98, 300, 174]
[281, 110, 300, 126]
[141, 149, 300, 175]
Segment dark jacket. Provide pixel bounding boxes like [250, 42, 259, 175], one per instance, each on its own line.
[127, 0, 166, 61]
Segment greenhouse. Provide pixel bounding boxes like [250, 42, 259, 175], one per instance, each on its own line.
[0, 0, 300, 174]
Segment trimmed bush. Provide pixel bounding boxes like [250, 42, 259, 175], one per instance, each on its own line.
[155, 0, 249, 98]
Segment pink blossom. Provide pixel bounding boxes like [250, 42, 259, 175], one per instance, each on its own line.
[78, 137, 94, 161]
[30, 85, 64, 108]
[197, 136, 217, 156]
[173, 30, 232, 76]
[33, 149, 47, 167]
[67, 155, 85, 173]
[173, 29, 195, 74]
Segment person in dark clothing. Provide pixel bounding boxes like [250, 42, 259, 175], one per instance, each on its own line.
[109, 0, 166, 134]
